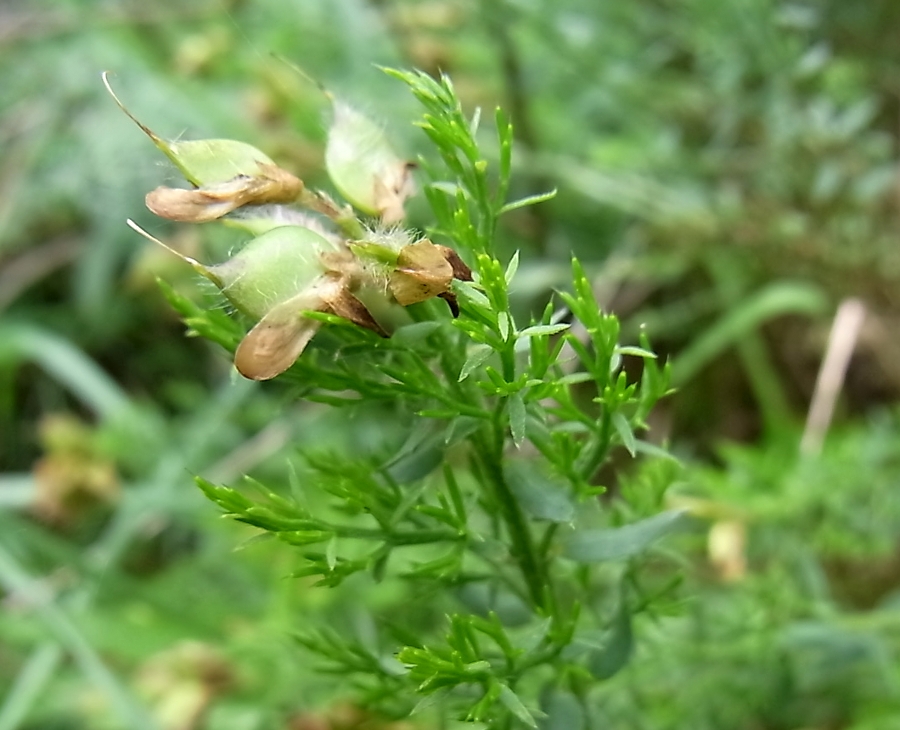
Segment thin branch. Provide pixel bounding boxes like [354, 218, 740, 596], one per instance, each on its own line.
[801, 298, 866, 456]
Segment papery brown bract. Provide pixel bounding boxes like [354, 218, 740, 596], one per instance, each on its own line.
[389, 240, 454, 305]
[388, 239, 473, 313]
[234, 291, 326, 381]
[146, 164, 304, 223]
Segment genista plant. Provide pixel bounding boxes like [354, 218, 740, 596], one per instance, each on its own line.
[112, 68, 683, 727]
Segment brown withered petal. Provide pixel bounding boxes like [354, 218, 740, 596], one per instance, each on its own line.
[253, 163, 305, 203]
[233, 275, 372, 381]
[436, 245, 473, 282]
[322, 286, 389, 337]
[438, 291, 461, 318]
[374, 162, 416, 225]
[234, 295, 324, 381]
[146, 185, 244, 222]
[147, 165, 304, 223]
[389, 240, 454, 306]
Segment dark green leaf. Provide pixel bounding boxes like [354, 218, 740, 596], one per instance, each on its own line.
[564, 510, 687, 562]
[384, 426, 446, 483]
[539, 688, 586, 730]
[587, 595, 633, 679]
[505, 461, 576, 523]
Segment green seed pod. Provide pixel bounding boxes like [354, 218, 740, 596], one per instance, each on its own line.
[155, 138, 278, 188]
[206, 226, 341, 319]
[127, 221, 402, 380]
[325, 101, 415, 224]
[104, 72, 278, 186]
[105, 73, 303, 223]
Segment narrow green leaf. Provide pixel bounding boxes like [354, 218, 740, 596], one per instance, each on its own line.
[633, 440, 680, 462]
[615, 345, 657, 359]
[444, 419, 481, 448]
[459, 344, 493, 381]
[372, 550, 391, 582]
[611, 412, 637, 457]
[470, 106, 482, 136]
[281, 530, 333, 546]
[499, 189, 558, 216]
[505, 250, 520, 284]
[428, 180, 466, 197]
[557, 372, 595, 386]
[497, 310, 512, 341]
[564, 510, 688, 562]
[411, 687, 451, 715]
[496, 107, 513, 194]
[517, 324, 571, 338]
[325, 535, 338, 571]
[508, 392, 527, 448]
[467, 681, 503, 722]
[499, 684, 538, 728]
[514, 617, 553, 654]
[455, 280, 491, 309]
[443, 465, 468, 524]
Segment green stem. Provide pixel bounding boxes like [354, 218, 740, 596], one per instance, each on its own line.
[473, 422, 548, 612]
[499, 341, 516, 384]
[538, 523, 559, 560]
[575, 408, 613, 481]
[327, 525, 460, 545]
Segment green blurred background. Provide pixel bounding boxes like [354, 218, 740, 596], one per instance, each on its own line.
[2, 0, 900, 728]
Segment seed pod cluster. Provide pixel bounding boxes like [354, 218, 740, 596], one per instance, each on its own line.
[106, 73, 471, 380]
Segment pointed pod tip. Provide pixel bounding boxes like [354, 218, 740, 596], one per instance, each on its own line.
[271, 54, 333, 100]
[102, 73, 163, 144]
[125, 219, 212, 282]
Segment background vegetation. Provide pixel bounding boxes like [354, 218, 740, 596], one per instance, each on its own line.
[2, 0, 900, 728]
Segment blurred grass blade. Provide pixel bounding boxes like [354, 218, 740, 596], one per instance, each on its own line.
[0, 546, 159, 729]
[672, 282, 829, 387]
[0, 323, 131, 420]
[0, 644, 62, 730]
